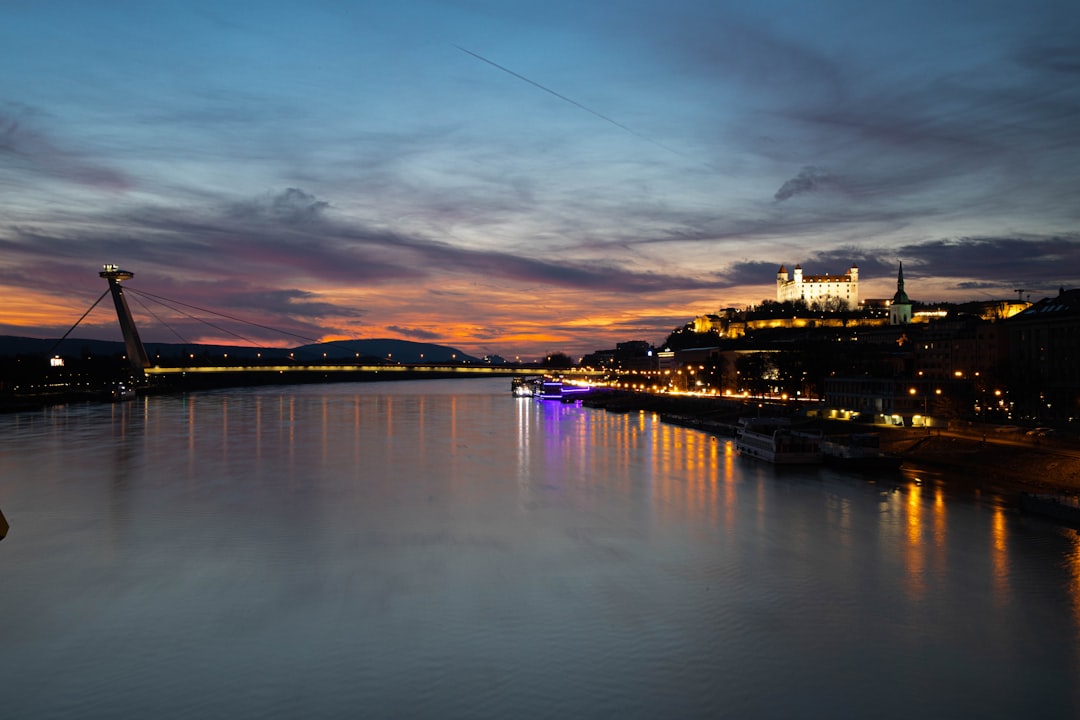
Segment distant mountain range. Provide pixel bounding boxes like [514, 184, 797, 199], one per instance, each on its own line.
[0, 335, 481, 364]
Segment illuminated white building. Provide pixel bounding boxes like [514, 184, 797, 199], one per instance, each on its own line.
[776, 263, 859, 310]
[889, 262, 912, 325]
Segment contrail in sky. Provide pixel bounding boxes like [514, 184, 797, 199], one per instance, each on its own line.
[454, 44, 690, 161]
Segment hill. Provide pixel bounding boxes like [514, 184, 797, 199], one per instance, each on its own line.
[291, 339, 478, 363]
[0, 335, 480, 364]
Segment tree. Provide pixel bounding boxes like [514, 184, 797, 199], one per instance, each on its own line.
[663, 326, 721, 351]
[735, 352, 775, 397]
[544, 352, 575, 368]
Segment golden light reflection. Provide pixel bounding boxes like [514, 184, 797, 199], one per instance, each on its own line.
[723, 441, 736, 535]
[931, 487, 946, 547]
[990, 504, 1010, 604]
[905, 484, 926, 600]
[641, 418, 722, 526]
[1067, 534, 1080, 641]
[931, 486, 947, 579]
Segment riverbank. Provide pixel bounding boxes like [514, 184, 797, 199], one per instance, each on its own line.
[583, 390, 1080, 501]
[875, 430, 1080, 499]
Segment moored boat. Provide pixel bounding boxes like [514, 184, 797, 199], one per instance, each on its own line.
[512, 376, 540, 397]
[538, 379, 565, 400]
[110, 383, 137, 402]
[511, 376, 592, 401]
[735, 418, 822, 464]
[820, 433, 902, 471]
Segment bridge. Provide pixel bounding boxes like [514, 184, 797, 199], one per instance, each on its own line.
[91, 265, 598, 386]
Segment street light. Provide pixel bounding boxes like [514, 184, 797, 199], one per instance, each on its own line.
[910, 387, 928, 428]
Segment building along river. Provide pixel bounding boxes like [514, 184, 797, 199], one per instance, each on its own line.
[1, 377, 1079, 718]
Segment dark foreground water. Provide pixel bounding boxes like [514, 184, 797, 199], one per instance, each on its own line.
[2, 378, 1079, 719]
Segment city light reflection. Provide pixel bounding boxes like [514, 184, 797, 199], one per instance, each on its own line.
[1068, 534, 1080, 641]
[905, 484, 926, 600]
[987, 505, 1010, 605]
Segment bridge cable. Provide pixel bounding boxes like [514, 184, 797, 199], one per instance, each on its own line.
[129, 293, 191, 345]
[125, 287, 390, 361]
[123, 289, 267, 348]
[46, 288, 111, 358]
[124, 287, 320, 346]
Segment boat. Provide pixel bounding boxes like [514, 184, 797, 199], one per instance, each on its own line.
[819, 433, 902, 471]
[538, 379, 565, 400]
[735, 418, 822, 464]
[110, 383, 137, 402]
[511, 376, 591, 401]
[512, 376, 540, 397]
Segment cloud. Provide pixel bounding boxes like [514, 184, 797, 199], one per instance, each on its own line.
[1016, 43, 1080, 75]
[386, 325, 440, 340]
[229, 188, 330, 225]
[774, 166, 836, 202]
[895, 235, 1080, 290]
[0, 105, 132, 190]
[214, 288, 366, 319]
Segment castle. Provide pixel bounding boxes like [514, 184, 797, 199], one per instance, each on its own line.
[777, 263, 859, 310]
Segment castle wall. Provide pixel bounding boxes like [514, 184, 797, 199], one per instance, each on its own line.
[776, 264, 859, 310]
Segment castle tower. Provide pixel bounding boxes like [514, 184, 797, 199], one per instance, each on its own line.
[848, 264, 859, 309]
[776, 265, 788, 299]
[889, 262, 912, 325]
[99, 264, 150, 375]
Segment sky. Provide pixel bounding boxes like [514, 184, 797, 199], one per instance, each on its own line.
[2, 0, 1079, 360]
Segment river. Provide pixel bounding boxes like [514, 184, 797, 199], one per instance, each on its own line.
[2, 378, 1078, 718]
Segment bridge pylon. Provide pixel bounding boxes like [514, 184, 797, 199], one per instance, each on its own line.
[99, 264, 150, 376]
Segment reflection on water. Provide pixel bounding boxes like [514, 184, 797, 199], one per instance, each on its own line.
[1, 378, 1079, 719]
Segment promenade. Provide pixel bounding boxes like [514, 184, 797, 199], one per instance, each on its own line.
[583, 390, 1080, 499]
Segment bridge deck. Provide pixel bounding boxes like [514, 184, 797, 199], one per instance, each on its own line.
[145, 364, 602, 377]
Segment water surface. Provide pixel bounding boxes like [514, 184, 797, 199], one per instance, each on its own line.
[2, 379, 1079, 718]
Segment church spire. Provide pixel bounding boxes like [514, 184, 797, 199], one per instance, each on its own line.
[892, 261, 910, 305]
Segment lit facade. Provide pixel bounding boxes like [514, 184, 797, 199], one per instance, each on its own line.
[1006, 288, 1080, 423]
[776, 263, 859, 310]
[889, 262, 912, 326]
